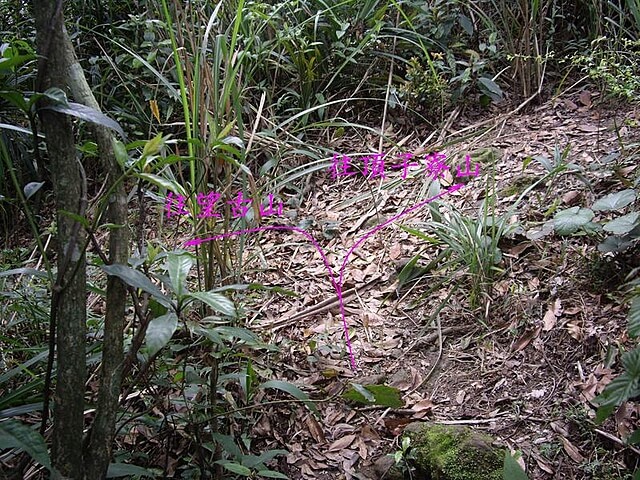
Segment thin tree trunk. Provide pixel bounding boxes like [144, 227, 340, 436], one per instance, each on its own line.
[34, 0, 86, 477]
[61, 30, 130, 479]
[52, 22, 130, 479]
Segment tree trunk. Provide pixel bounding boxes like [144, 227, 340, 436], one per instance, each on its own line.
[39, 12, 130, 479]
[60, 29, 130, 480]
[34, 0, 87, 478]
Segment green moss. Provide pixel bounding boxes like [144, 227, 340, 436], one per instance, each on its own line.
[407, 423, 504, 480]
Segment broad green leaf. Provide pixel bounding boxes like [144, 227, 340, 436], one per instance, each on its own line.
[187, 291, 236, 317]
[402, 436, 411, 451]
[603, 212, 640, 234]
[595, 403, 617, 424]
[342, 384, 403, 408]
[145, 312, 178, 356]
[164, 252, 193, 301]
[592, 189, 637, 212]
[627, 429, 640, 445]
[622, 348, 640, 378]
[41, 87, 68, 105]
[211, 433, 243, 460]
[0, 419, 51, 470]
[257, 470, 289, 479]
[106, 463, 156, 478]
[215, 326, 261, 344]
[242, 449, 288, 469]
[260, 380, 318, 415]
[23, 181, 44, 200]
[598, 235, 635, 253]
[594, 372, 640, 411]
[0, 41, 35, 71]
[458, 14, 474, 35]
[59, 209, 91, 228]
[0, 91, 28, 112]
[188, 323, 223, 346]
[629, 296, 640, 338]
[41, 102, 126, 139]
[553, 207, 594, 235]
[219, 462, 252, 476]
[526, 220, 554, 240]
[101, 264, 171, 307]
[113, 140, 129, 169]
[581, 221, 603, 234]
[503, 451, 529, 480]
[142, 133, 164, 157]
[477, 76, 503, 101]
[350, 383, 375, 403]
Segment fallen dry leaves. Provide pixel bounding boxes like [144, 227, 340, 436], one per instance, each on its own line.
[231, 95, 640, 479]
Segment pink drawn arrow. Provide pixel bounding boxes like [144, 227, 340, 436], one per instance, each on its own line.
[186, 183, 465, 370]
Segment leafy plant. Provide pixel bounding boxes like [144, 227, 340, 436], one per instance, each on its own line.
[0, 419, 54, 474]
[390, 436, 417, 478]
[552, 188, 639, 253]
[342, 383, 403, 407]
[396, 1, 504, 111]
[593, 280, 640, 479]
[211, 433, 289, 479]
[571, 37, 640, 101]
[403, 179, 515, 311]
[100, 251, 236, 355]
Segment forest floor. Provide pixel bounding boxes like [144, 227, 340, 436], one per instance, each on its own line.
[234, 95, 640, 479]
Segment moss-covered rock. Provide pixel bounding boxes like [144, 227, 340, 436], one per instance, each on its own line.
[405, 422, 504, 480]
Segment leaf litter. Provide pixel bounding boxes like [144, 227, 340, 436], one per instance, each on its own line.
[234, 96, 640, 479]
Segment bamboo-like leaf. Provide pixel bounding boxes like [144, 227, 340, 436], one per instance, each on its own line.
[242, 450, 288, 469]
[219, 462, 252, 476]
[0, 419, 51, 470]
[257, 470, 289, 479]
[135, 173, 188, 197]
[0, 268, 48, 279]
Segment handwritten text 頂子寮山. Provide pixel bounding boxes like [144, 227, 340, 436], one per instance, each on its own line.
[329, 151, 480, 180]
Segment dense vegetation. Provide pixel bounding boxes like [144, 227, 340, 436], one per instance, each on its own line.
[0, 0, 639, 478]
